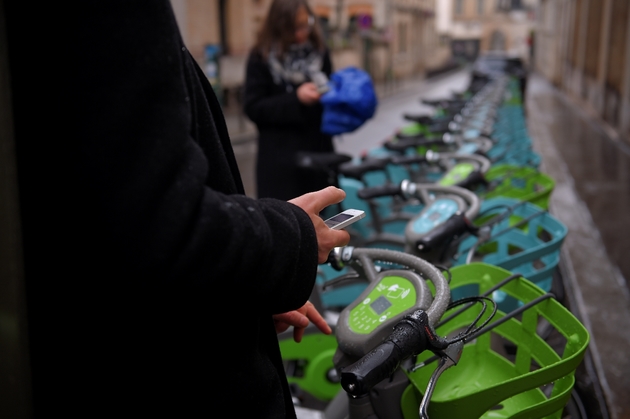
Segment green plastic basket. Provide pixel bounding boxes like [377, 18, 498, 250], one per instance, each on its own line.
[401, 263, 589, 419]
[279, 331, 340, 402]
[478, 165, 555, 210]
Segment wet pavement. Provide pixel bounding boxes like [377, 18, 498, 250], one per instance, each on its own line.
[527, 73, 630, 419]
[528, 80, 630, 287]
[227, 67, 630, 418]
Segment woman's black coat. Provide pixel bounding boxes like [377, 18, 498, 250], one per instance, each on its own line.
[4, 1, 318, 417]
[244, 48, 335, 201]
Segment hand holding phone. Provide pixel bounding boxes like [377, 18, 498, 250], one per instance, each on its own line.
[323, 209, 365, 230]
[317, 84, 330, 94]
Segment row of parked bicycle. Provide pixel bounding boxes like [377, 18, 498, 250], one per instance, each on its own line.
[280, 74, 590, 419]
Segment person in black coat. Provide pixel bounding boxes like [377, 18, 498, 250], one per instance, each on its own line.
[244, 0, 336, 201]
[3, 1, 350, 417]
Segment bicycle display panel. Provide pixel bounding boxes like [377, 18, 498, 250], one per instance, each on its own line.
[348, 274, 417, 334]
[336, 269, 433, 357]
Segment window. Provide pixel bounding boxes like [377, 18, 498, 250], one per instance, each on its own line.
[317, 16, 330, 42]
[495, 0, 522, 11]
[496, 0, 510, 12]
[455, 0, 464, 15]
[398, 22, 408, 53]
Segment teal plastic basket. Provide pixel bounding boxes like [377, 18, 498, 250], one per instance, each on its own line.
[453, 198, 567, 312]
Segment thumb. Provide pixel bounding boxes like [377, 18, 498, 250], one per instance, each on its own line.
[289, 186, 346, 214]
[311, 186, 347, 214]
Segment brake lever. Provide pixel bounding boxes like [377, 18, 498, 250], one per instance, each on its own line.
[418, 340, 464, 419]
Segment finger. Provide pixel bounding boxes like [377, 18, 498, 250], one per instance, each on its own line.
[312, 187, 348, 214]
[274, 321, 290, 334]
[289, 186, 345, 212]
[332, 229, 351, 246]
[305, 303, 332, 334]
[293, 326, 305, 343]
[273, 311, 308, 329]
[317, 229, 351, 263]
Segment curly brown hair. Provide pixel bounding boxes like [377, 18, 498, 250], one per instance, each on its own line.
[254, 0, 325, 59]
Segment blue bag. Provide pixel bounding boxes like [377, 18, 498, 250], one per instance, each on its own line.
[320, 67, 378, 135]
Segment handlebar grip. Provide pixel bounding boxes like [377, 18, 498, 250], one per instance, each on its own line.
[390, 155, 428, 165]
[416, 213, 473, 253]
[455, 169, 488, 189]
[357, 183, 403, 200]
[421, 98, 467, 108]
[340, 310, 447, 396]
[394, 131, 426, 141]
[340, 341, 403, 396]
[420, 99, 444, 107]
[339, 158, 390, 180]
[385, 137, 443, 152]
[403, 114, 434, 125]
[427, 122, 451, 134]
[295, 152, 353, 171]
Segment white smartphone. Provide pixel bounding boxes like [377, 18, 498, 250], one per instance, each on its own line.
[317, 84, 330, 94]
[323, 209, 366, 230]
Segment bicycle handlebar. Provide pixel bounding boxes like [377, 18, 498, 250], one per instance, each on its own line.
[427, 151, 492, 174]
[421, 99, 468, 110]
[455, 169, 488, 189]
[415, 212, 476, 253]
[295, 151, 352, 171]
[402, 113, 436, 125]
[385, 136, 444, 151]
[390, 154, 429, 165]
[335, 248, 450, 349]
[356, 182, 403, 200]
[338, 157, 391, 180]
[400, 181, 481, 220]
[340, 309, 448, 396]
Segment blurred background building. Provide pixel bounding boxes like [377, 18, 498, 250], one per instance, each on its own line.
[170, 0, 448, 88]
[534, 0, 630, 146]
[169, 0, 545, 143]
[167, 0, 630, 174]
[437, 0, 536, 63]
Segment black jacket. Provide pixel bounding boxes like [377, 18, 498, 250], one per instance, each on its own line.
[244, 48, 335, 201]
[5, 1, 317, 417]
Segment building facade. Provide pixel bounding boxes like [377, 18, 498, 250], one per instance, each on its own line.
[534, 0, 630, 145]
[170, 0, 448, 89]
[438, 0, 537, 63]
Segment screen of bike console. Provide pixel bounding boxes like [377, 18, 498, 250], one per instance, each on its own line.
[348, 275, 416, 335]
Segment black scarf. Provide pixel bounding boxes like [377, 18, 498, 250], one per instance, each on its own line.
[268, 42, 327, 92]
